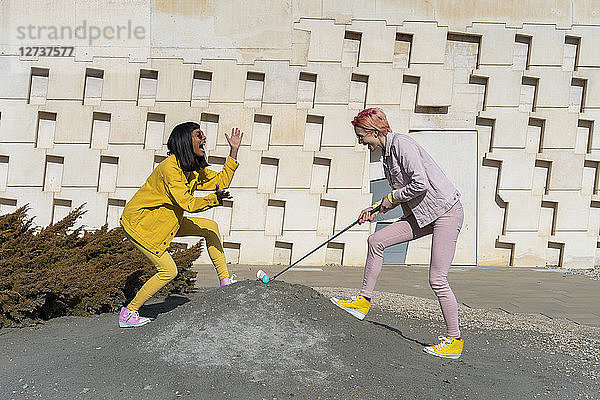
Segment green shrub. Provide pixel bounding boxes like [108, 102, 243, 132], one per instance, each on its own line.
[0, 205, 200, 328]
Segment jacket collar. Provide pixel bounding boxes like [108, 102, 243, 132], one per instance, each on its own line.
[384, 131, 395, 158]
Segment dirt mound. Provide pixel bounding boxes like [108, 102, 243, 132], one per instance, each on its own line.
[138, 280, 415, 398]
[143, 280, 346, 383]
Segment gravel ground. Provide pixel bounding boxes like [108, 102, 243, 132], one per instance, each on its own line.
[563, 267, 600, 281]
[1, 280, 599, 399]
[317, 287, 600, 382]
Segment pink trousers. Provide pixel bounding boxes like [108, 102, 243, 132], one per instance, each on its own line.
[360, 201, 464, 338]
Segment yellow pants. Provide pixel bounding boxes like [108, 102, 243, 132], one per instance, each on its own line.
[125, 217, 229, 311]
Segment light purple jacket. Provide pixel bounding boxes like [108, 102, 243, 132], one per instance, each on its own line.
[383, 132, 460, 228]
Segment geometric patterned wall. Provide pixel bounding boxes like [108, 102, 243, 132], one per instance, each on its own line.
[472, 23, 600, 269]
[0, 1, 598, 268]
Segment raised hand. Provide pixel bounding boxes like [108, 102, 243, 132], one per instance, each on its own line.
[225, 128, 243, 160]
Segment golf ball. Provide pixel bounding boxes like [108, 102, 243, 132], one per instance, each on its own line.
[257, 269, 270, 284]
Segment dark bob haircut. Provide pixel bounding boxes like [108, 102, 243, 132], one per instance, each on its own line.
[166, 122, 208, 172]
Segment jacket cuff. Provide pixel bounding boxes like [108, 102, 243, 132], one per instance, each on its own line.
[225, 156, 239, 167]
[387, 191, 400, 205]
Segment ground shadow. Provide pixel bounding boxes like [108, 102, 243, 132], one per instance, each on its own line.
[368, 320, 429, 346]
[138, 295, 190, 319]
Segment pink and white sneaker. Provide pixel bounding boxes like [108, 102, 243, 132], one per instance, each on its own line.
[219, 274, 237, 287]
[118, 307, 151, 328]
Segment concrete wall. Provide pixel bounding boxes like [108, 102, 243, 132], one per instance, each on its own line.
[0, 0, 599, 268]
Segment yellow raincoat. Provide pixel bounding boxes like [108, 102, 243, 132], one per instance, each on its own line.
[120, 154, 239, 257]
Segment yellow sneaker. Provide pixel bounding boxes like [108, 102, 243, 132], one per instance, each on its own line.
[423, 336, 464, 359]
[330, 295, 371, 320]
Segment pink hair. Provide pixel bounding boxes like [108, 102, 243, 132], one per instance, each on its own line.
[351, 108, 391, 134]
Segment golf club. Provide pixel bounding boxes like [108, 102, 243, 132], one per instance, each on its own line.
[257, 204, 381, 284]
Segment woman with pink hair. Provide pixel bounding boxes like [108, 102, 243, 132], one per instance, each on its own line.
[330, 108, 465, 359]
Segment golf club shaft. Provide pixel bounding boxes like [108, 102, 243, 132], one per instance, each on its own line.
[271, 204, 381, 281]
[271, 220, 358, 280]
